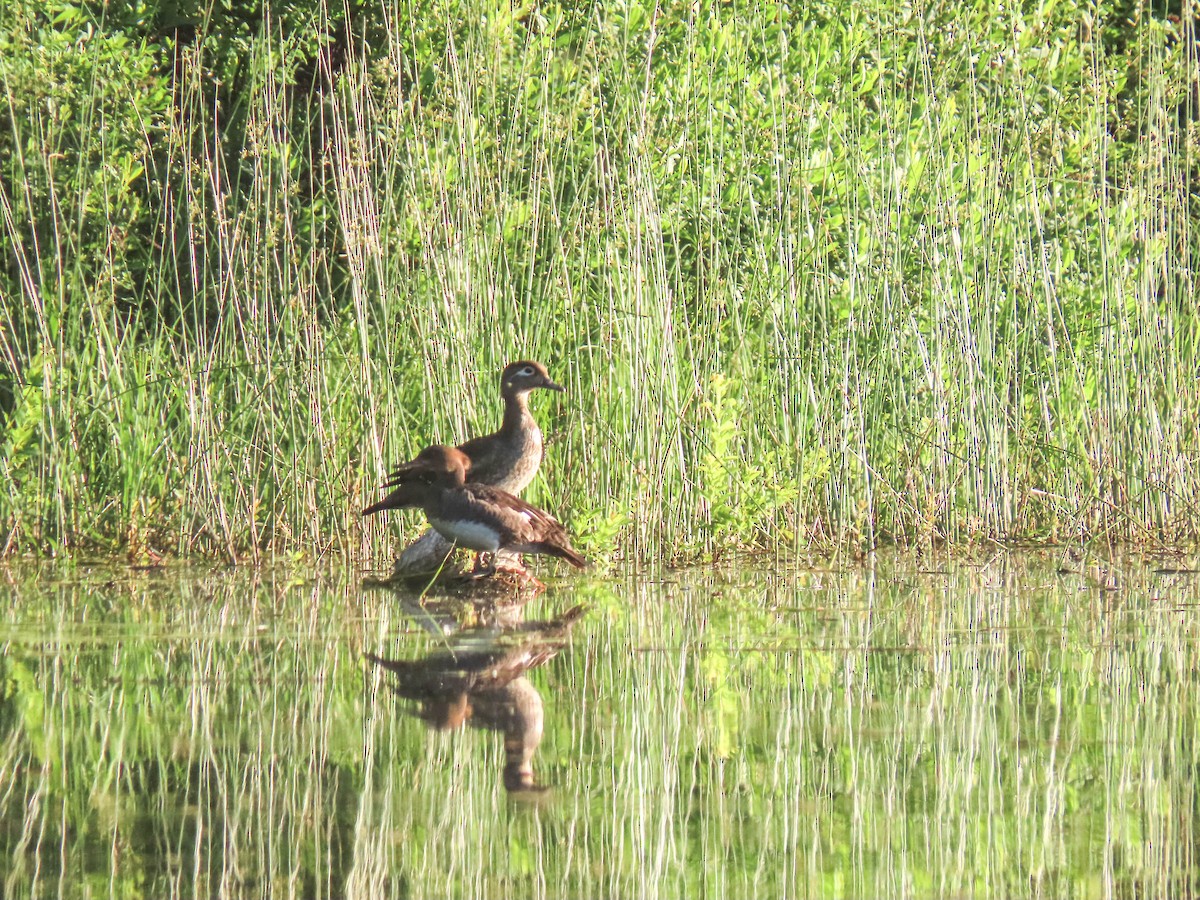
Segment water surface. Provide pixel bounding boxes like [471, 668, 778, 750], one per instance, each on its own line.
[2, 553, 1198, 898]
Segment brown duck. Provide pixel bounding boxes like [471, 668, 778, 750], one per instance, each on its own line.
[363, 445, 587, 574]
[381, 360, 564, 495]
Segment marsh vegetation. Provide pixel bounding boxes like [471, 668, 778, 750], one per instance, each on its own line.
[1, 0, 1197, 560]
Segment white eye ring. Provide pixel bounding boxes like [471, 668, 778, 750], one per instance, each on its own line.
[519, 365, 536, 376]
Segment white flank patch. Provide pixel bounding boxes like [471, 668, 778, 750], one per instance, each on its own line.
[428, 517, 500, 552]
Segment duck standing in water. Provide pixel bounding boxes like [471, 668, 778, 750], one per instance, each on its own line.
[363, 445, 587, 575]
[374, 360, 565, 574]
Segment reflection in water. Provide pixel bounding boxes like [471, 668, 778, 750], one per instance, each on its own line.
[367, 602, 585, 794]
[5, 559, 1200, 898]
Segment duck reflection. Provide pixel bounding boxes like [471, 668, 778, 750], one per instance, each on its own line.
[366, 604, 585, 794]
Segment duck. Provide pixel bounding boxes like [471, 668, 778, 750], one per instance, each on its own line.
[382, 360, 564, 495]
[363, 445, 587, 575]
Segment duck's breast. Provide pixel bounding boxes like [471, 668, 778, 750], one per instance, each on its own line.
[427, 516, 502, 553]
[492, 426, 543, 494]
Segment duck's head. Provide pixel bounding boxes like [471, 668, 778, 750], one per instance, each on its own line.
[406, 444, 471, 488]
[500, 361, 564, 397]
[376, 445, 468, 507]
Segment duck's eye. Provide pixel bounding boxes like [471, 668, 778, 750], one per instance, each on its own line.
[518, 365, 536, 377]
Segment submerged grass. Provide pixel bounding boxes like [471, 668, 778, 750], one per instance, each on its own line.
[0, 0, 1197, 560]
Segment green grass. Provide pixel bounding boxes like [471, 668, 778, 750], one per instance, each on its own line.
[0, 0, 1196, 560]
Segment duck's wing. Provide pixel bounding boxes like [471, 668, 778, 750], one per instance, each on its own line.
[465, 485, 564, 532]
[455, 486, 588, 568]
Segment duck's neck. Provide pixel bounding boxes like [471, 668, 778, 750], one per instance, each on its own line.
[500, 389, 533, 435]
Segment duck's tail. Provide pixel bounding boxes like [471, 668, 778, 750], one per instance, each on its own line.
[540, 543, 589, 569]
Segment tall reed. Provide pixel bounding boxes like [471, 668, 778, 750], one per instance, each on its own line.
[0, 0, 1195, 559]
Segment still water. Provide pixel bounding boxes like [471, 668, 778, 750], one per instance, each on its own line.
[1, 552, 1198, 898]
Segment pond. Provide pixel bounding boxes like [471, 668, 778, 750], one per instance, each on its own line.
[1, 552, 1198, 898]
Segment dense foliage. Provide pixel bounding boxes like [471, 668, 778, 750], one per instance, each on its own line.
[0, 0, 1196, 559]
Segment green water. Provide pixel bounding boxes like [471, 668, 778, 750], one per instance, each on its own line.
[2, 554, 1198, 898]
